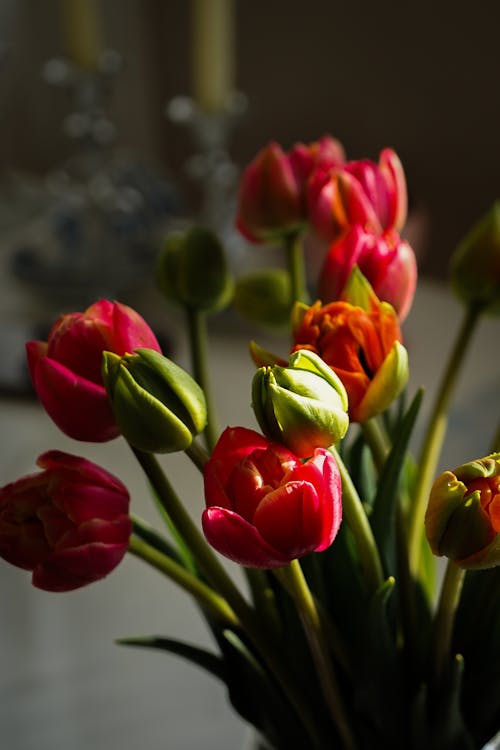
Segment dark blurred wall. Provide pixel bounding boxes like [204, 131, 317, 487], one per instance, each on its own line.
[1, 0, 499, 279]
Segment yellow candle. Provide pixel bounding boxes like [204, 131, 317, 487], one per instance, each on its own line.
[191, 0, 235, 112]
[59, 0, 103, 71]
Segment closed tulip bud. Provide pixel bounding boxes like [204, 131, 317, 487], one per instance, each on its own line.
[233, 268, 292, 329]
[252, 349, 349, 457]
[102, 348, 207, 453]
[156, 227, 233, 313]
[449, 202, 500, 315]
[236, 141, 305, 243]
[425, 453, 500, 568]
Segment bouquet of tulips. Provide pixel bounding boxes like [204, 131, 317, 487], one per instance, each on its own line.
[1, 134, 499, 750]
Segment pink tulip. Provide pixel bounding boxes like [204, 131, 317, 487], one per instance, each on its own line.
[236, 136, 345, 244]
[308, 148, 408, 243]
[288, 134, 345, 185]
[318, 225, 417, 321]
[26, 299, 161, 442]
[0, 450, 131, 591]
[202, 426, 342, 568]
[236, 142, 304, 243]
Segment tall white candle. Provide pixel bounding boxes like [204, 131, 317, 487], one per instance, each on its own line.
[59, 0, 103, 71]
[191, 0, 235, 112]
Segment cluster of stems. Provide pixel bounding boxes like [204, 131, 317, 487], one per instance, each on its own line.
[127, 230, 488, 748]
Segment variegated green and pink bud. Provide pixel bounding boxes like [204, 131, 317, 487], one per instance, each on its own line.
[252, 349, 349, 458]
[425, 453, 500, 568]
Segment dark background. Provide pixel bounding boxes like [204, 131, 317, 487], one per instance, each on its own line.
[2, 0, 500, 279]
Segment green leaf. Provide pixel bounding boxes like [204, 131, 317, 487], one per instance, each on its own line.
[355, 577, 404, 748]
[370, 388, 424, 575]
[116, 635, 226, 682]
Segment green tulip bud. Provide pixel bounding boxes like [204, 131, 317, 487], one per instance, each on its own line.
[252, 349, 349, 457]
[449, 202, 500, 315]
[102, 348, 207, 453]
[156, 227, 233, 312]
[425, 453, 500, 568]
[233, 269, 292, 329]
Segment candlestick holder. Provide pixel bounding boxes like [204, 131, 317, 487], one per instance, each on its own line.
[166, 92, 249, 268]
[9, 51, 180, 316]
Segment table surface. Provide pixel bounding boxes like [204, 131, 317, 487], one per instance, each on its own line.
[0, 279, 498, 750]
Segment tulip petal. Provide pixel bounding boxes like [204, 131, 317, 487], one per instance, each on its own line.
[379, 148, 408, 232]
[202, 507, 290, 568]
[356, 341, 408, 422]
[32, 358, 118, 442]
[253, 480, 326, 559]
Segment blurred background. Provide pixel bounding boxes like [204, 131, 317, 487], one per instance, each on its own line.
[0, 2, 499, 749]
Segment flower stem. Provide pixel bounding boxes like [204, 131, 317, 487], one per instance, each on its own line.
[276, 560, 357, 750]
[432, 560, 466, 693]
[185, 439, 210, 472]
[131, 447, 324, 747]
[185, 306, 219, 453]
[362, 417, 390, 472]
[407, 304, 482, 576]
[128, 535, 240, 628]
[131, 447, 246, 611]
[285, 231, 309, 304]
[330, 446, 384, 594]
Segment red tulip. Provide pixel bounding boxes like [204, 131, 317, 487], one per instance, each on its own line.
[308, 148, 408, 243]
[202, 427, 342, 568]
[26, 299, 161, 442]
[318, 225, 417, 321]
[0, 450, 131, 591]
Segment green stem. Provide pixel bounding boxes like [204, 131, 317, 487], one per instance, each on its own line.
[407, 305, 482, 575]
[131, 447, 323, 747]
[432, 560, 466, 693]
[185, 439, 210, 472]
[330, 446, 384, 594]
[362, 418, 390, 472]
[276, 560, 357, 750]
[185, 306, 219, 452]
[128, 535, 240, 628]
[285, 231, 309, 304]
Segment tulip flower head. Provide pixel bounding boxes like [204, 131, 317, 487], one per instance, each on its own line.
[236, 135, 346, 244]
[26, 299, 162, 442]
[252, 349, 349, 457]
[318, 225, 417, 321]
[202, 427, 342, 568]
[236, 142, 305, 243]
[308, 148, 408, 244]
[425, 453, 500, 569]
[102, 348, 207, 454]
[291, 270, 408, 422]
[0, 451, 131, 591]
[450, 201, 500, 316]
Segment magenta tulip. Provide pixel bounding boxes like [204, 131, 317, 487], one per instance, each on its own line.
[26, 299, 162, 442]
[236, 136, 345, 244]
[308, 148, 408, 244]
[0, 450, 131, 591]
[318, 225, 417, 321]
[202, 426, 342, 568]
